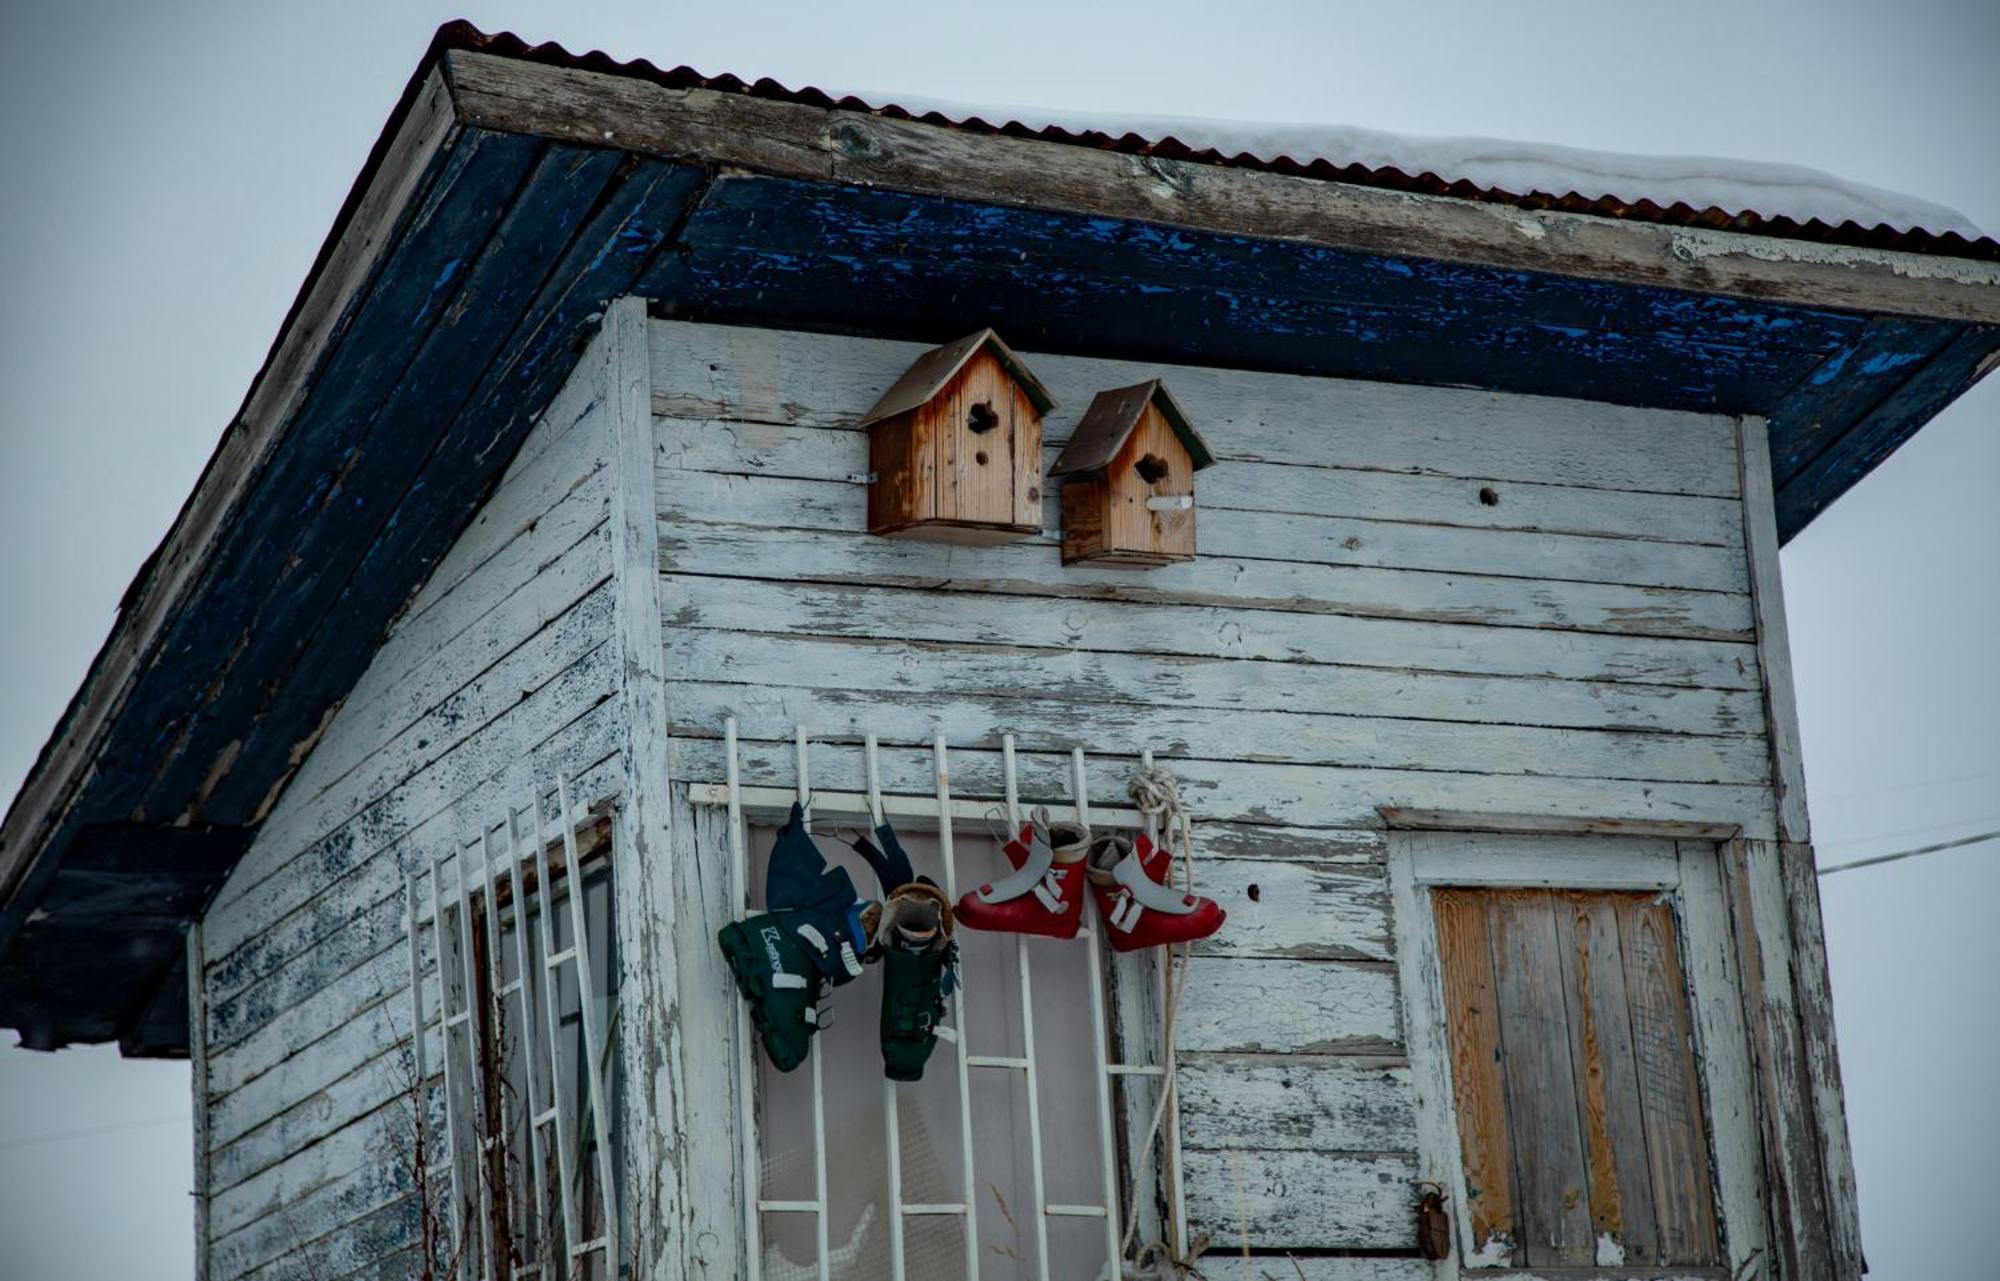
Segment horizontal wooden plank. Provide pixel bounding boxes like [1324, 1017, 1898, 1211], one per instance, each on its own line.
[658, 462, 1744, 595]
[458, 54, 2000, 330]
[663, 574, 1761, 692]
[650, 321, 1742, 497]
[1178, 957, 1400, 1054]
[668, 676, 1766, 787]
[677, 737, 1780, 838]
[1407, 832, 1683, 891]
[657, 500, 1753, 643]
[1197, 824, 1386, 865]
[1184, 1147, 1418, 1249]
[1187, 858, 1392, 961]
[658, 414, 1747, 556]
[1379, 808, 1744, 841]
[666, 624, 1763, 743]
[1180, 1058, 1417, 1152]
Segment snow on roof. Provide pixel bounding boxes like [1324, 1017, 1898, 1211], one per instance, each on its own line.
[862, 94, 1984, 241]
[428, 24, 1995, 256]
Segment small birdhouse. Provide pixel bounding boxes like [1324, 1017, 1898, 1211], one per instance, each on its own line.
[860, 329, 1055, 545]
[1051, 380, 1214, 568]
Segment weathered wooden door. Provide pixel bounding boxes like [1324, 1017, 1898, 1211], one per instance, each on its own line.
[1393, 833, 1767, 1279]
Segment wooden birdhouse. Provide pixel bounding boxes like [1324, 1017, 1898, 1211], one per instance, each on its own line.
[1051, 379, 1215, 568]
[860, 329, 1055, 545]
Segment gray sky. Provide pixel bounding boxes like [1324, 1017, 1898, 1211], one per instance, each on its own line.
[2, 2, 1994, 1277]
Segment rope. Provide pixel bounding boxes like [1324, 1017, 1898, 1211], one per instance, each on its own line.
[1120, 763, 1200, 1275]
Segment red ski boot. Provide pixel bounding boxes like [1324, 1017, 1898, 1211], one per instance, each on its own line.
[956, 807, 1090, 939]
[1086, 833, 1225, 952]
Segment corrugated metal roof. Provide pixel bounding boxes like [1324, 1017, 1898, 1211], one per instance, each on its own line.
[430, 21, 2000, 263]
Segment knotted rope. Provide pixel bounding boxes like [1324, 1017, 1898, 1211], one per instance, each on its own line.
[1120, 763, 1204, 1276]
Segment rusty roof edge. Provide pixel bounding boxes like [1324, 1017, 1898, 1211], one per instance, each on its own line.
[428, 21, 1999, 263]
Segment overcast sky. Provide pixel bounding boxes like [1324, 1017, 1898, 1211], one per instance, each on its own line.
[2, 2, 1995, 1278]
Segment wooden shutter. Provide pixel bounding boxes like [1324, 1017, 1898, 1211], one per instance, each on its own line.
[1434, 887, 1720, 1269]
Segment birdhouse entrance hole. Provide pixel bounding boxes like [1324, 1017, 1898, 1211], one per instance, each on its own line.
[1134, 453, 1171, 484]
[859, 330, 1051, 545]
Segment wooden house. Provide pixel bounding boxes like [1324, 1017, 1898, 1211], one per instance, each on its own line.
[4, 22, 1999, 1281]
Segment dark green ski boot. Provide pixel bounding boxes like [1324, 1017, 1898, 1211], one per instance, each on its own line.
[875, 881, 957, 1082]
[718, 914, 825, 1073]
[719, 802, 879, 1072]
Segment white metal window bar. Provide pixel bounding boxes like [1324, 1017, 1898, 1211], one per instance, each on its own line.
[700, 719, 1187, 1281]
[405, 779, 618, 1280]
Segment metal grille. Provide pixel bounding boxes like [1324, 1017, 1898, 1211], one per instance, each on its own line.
[696, 720, 1188, 1280]
[405, 778, 618, 1280]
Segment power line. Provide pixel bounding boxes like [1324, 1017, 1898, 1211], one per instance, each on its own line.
[1814, 811, 2000, 852]
[1817, 828, 2000, 877]
[0, 1113, 186, 1152]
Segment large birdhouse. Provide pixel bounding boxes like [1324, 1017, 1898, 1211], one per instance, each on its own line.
[861, 329, 1055, 545]
[1051, 380, 1215, 568]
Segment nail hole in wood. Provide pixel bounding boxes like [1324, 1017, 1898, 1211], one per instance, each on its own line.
[1135, 454, 1170, 484]
[975, 450, 990, 466]
[967, 402, 999, 434]
[1479, 486, 1500, 506]
[1247, 883, 1261, 902]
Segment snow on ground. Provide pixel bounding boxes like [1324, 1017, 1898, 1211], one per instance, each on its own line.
[856, 92, 1984, 238]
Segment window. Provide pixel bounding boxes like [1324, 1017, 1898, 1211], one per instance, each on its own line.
[407, 783, 620, 1281]
[706, 725, 1187, 1281]
[1392, 830, 1766, 1278]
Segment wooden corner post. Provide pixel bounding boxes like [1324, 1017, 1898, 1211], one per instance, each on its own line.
[602, 295, 694, 1280]
[1735, 416, 1864, 1281]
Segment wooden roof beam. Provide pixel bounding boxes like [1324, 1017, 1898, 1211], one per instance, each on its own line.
[443, 48, 2000, 326]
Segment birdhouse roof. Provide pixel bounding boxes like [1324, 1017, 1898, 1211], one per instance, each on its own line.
[1049, 380, 1215, 479]
[856, 328, 1056, 428]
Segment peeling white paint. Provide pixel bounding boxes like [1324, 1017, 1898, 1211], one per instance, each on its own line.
[1595, 1230, 1627, 1267]
[1667, 225, 2000, 285]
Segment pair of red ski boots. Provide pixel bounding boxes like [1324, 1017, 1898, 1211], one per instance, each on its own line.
[956, 807, 1223, 951]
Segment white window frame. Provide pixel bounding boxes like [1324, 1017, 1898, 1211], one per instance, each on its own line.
[687, 719, 1189, 1281]
[1388, 825, 1769, 1279]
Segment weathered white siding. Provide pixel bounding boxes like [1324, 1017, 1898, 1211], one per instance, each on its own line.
[649, 318, 1773, 1273]
[192, 326, 632, 1281]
